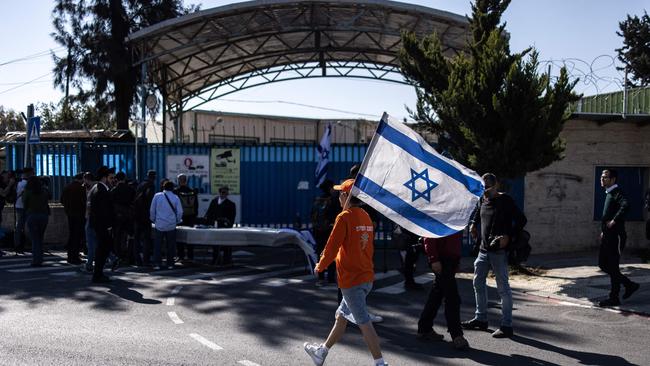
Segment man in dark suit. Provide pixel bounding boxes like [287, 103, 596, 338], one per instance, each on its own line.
[598, 168, 640, 307]
[61, 173, 86, 264]
[205, 186, 236, 265]
[89, 166, 116, 283]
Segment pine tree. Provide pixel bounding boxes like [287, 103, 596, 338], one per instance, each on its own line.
[51, 0, 199, 130]
[398, 0, 581, 179]
[617, 11, 650, 86]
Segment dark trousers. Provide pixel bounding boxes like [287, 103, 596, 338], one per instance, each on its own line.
[599, 231, 633, 299]
[403, 244, 420, 284]
[177, 243, 194, 260]
[26, 214, 48, 266]
[418, 260, 463, 338]
[66, 215, 85, 261]
[135, 221, 153, 265]
[212, 246, 232, 265]
[93, 227, 112, 279]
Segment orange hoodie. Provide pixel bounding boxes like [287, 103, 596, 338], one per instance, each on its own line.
[315, 206, 374, 288]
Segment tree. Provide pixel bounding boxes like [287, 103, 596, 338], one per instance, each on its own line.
[0, 106, 26, 134]
[51, 0, 199, 130]
[37, 102, 113, 131]
[617, 11, 650, 86]
[399, 0, 581, 179]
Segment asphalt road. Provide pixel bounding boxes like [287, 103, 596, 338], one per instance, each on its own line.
[0, 247, 648, 366]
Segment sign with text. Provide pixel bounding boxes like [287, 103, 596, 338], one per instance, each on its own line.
[211, 148, 240, 194]
[166, 155, 210, 191]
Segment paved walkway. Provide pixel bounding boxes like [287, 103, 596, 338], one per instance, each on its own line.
[457, 251, 650, 316]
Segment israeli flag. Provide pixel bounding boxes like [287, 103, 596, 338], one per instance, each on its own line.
[352, 113, 484, 238]
[315, 123, 332, 188]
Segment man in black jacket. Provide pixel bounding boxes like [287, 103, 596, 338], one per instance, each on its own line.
[174, 174, 199, 261]
[205, 186, 236, 265]
[61, 173, 86, 264]
[111, 172, 136, 265]
[598, 169, 639, 307]
[89, 166, 115, 283]
[462, 173, 527, 339]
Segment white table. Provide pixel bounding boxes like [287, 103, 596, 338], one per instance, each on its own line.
[174, 226, 317, 264]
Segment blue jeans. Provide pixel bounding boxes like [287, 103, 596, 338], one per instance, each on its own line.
[154, 229, 176, 267]
[85, 220, 97, 268]
[473, 250, 513, 327]
[26, 213, 48, 265]
[337, 281, 373, 325]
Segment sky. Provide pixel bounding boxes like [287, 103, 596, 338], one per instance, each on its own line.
[0, 0, 646, 122]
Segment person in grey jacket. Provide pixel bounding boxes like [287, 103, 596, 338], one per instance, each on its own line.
[150, 180, 183, 270]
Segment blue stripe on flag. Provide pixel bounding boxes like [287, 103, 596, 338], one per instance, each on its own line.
[355, 174, 458, 237]
[377, 120, 483, 196]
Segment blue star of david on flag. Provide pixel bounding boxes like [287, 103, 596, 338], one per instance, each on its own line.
[403, 168, 438, 202]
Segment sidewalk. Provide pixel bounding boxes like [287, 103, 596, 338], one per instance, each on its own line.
[457, 251, 650, 316]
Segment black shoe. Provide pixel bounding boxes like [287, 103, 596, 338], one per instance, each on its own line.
[492, 326, 513, 338]
[461, 318, 488, 331]
[623, 283, 640, 300]
[404, 282, 424, 291]
[598, 298, 621, 307]
[416, 330, 444, 341]
[92, 275, 111, 284]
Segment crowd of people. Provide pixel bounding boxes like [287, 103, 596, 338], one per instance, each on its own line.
[0, 166, 237, 283]
[304, 168, 641, 366]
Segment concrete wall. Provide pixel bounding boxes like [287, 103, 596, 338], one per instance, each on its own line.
[2, 204, 68, 245]
[525, 119, 650, 253]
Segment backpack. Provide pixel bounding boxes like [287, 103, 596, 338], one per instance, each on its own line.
[133, 184, 153, 222]
[177, 191, 198, 217]
[508, 230, 532, 265]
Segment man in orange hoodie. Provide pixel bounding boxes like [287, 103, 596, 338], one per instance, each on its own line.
[303, 179, 388, 366]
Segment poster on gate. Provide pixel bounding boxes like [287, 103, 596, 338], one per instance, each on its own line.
[211, 148, 240, 194]
[166, 155, 210, 191]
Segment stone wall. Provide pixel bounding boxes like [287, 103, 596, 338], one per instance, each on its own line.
[2, 204, 69, 245]
[525, 119, 650, 253]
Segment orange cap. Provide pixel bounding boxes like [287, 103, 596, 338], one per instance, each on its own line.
[333, 178, 355, 193]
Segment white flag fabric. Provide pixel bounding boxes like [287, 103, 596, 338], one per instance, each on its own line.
[314, 123, 332, 188]
[352, 113, 484, 238]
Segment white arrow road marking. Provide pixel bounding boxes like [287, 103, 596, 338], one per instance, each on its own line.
[167, 311, 184, 324]
[189, 333, 223, 351]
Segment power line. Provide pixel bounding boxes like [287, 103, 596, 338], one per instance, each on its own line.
[0, 72, 54, 96]
[218, 98, 385, 119]
[0, 47, 66, 67]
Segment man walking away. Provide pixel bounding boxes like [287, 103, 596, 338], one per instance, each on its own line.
[134, 170, 157, 266]
[111, 172, 136, 266]
[61, 173, 86, 264]
[417, 232, 468, 350]
[310, 179, 341, 285]
[598, 168, 639, 307]
[303, 179, 388, 366]
[150, 181, 183, 270]
[88, 166, 115, 283]
[462, 173, 526, 338]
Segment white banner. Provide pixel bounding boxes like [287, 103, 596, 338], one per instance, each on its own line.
[166, 155, 210, 183]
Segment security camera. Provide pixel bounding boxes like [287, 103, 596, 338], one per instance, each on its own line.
[216, 117, 223, 123]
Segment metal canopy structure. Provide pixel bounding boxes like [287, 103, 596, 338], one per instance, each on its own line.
[128, 0, 469, 126]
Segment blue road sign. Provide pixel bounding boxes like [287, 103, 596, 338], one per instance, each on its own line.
[27, 116, 40, 144]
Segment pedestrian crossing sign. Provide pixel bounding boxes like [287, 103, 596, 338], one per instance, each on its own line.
[27, 116, 40, 144]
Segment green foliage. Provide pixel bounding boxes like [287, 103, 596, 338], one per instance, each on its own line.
[0, 106, 25, 134]
[617, 11, 650, 86]
[399, 0, 581, 179]
[37, 101, 113, 131]
[51, 0, 199, 130]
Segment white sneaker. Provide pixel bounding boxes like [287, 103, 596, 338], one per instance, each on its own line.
[369, 313, 384, 323]
[303, 342, 327, 366]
